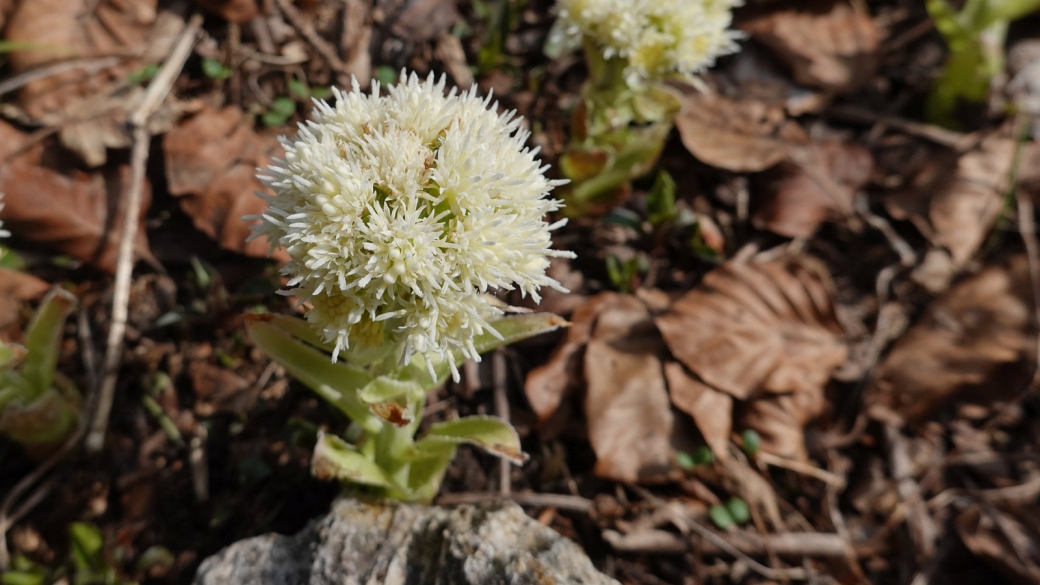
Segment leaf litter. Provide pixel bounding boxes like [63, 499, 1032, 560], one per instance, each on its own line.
[3, 0, 1040, 583]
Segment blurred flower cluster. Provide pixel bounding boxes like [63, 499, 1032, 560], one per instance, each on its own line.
[548, 0, 742, 88]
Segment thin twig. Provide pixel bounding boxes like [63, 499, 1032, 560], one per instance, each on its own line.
[0, 56, 123, 98]
[493, 350, 511, 496]
[273, 0, 349, 74]
[755, 451, 846, 488]
[826, 104, 981, 151]
[435, 491, 595, 513]
[603, 527, 849, 560]
[85, 14, 203, 453]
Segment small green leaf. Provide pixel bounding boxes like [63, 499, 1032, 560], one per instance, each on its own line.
[675, 451, 697, 471]
[69, 522, 104, 571]
[358, 377, 419, 405]
[287, 78, 310, 99]
[1, 571, 47, 585]
[311, 432, 392, 488]
[741, 429, 761, 456]
[270, 97, 296, 117]
[201, 57, 232, 80]
[376, 66, 398, 86]
[21, 288, 76, 400]
[128, 63, 160, 85]
[411, 415, 527, 464]
[726, 497, 751, 525]
[708, 504, 734, 531]
[601, 208, 644, 233]
[646, 170, 677, 226]
[692, 446, 715, 466]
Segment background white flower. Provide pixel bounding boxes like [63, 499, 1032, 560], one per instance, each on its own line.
[548, 0, 742, 87]
[251, 72, 574, 377]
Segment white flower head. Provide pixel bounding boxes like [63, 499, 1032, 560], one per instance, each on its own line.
[548, 0, 742, 87]
[250, 71, 574, 379]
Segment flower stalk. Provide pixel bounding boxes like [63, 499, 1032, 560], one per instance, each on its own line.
[246, 72, 574, 502]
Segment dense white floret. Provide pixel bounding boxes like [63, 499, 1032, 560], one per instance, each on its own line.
[548, 0, 742, 87]
[250, 72, 574, 378]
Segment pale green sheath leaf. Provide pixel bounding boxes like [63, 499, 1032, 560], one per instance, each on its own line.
[21, 288, 77, 400]
[410, 415, 528, 464]
[311, 432, 392, 488]
[245, 316, 382, 433]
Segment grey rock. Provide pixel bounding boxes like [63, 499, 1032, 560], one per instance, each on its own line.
[194, 498, 619, 585]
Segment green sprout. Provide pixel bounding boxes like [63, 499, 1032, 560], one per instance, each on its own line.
[0, 289, 81, 454]
[926, 0, 1040, 127]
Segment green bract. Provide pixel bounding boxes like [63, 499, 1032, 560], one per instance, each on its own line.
[0, 288, 81, 454]
[246, 311, 567, 502]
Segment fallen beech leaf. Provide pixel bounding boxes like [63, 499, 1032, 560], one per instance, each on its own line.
[753, 140, 873, 238]
[0, 123, 153, 274]
[664, 361, 732, 461]
[866, 256, 1033, 424]
[193, 0, 258, 22]
[885, 135, 1013, 267]
[389, 0, 460, 43]
[956, 505, 1040, 584]
[675, 90, 806, 172]
[741, 0, 882, 93]
[656, 258, 846, 459]
[740, 389, 825, 460]
[656, 258, 846, 400]
[5, 0, 183, 166]
[0, 268, 50, 332]
[584, 294, 675, 482]
[524, 292, 620, 429]
[163, 106, 288, 261]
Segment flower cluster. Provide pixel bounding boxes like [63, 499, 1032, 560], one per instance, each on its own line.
[548, 0, 742, 87]
[251, 72, 574, 377]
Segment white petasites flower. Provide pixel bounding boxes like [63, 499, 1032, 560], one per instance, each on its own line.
[548, 0, 742, 87]
[251, 72, 574, 378]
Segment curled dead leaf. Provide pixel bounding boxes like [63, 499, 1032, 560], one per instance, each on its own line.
[163, 106, 288, 261]
[866, 256, 1033, 424]
[753, 140, 873, 238]
[885, 135, 1013, 267]
[741, 0, 882, 93]
[655, 257, 847, 459]
[675, 90, 803, 173]
[664, 361, 732, 461]
[0, 268, 51, 332]
[584, 294, 676, 483]
[5, 0, 185, 166]
[0, 122, 153, 273]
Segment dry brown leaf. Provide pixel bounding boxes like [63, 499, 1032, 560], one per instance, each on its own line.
[193, 0, 258, 23]
[741, 0, 882, 93]
[956, 505, 1040, 585]
[885, 135, 1013, 267]
[675, 90, 805, 173]
[524, 292, 693, 482]
[163, 106, 288, 261]
[5, 0, 182, 166]
[656, 258, 846, 459]
[656, 258, 846, 400]
[866, 256, 1033, 424]
[389, 0, 460, 43]
[753, 140, 873, 238]
[664, 361, 732, 461]
[584, 294, 675, 483]
[0, 268, 50, 332]
[0, 121, 153, 274]
[524, 292, 620, 428]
